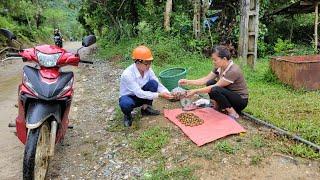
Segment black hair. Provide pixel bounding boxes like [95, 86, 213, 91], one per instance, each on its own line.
[211, 45, 231, 60]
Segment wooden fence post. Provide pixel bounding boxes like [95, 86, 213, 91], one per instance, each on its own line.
[238, 0, 259, 69]
[238, 0, 249, 64]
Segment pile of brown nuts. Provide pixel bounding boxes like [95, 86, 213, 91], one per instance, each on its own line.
[176, 112, 204, 127]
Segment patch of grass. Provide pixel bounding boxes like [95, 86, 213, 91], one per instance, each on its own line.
[132, 126, 170, 157]
[215, 141, 238, 154]
[250, 135, 266, 148]
[106, 107, 141, 132]
[143, 161, 196, 180]
[279, 143, 320, 159]
[250, 155, 263, 165]
[242, 59, 320, 158]
[97, 144, 107, 152]
[192, 149, 213, 160]
[81, 150, 93, 160]
[83, 139, 97, 146]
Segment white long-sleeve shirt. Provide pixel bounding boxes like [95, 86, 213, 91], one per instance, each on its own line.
[119, 64, 169, 100]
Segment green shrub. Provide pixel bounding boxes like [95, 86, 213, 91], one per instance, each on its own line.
[258, 40, 271, 57]
[262, 67, 279, 83]
[274, 38, 295, 55]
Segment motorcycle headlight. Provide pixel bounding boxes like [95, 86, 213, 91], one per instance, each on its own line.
[23, 73, 39, 96]
[37, 51, 61, 67]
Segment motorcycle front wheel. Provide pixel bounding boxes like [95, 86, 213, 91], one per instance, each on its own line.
[23, 121, 51, 180]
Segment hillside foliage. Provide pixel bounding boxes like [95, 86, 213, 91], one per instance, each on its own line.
[0, 0, 84, 45]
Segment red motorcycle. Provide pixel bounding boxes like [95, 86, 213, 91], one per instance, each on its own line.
[0, 29, 96, 180]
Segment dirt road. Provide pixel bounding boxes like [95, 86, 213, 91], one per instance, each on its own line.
[0, 60, 24, 179]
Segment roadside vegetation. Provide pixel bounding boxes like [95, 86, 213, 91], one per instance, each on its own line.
[0, 0, 84, 46]
[84, 0, 320, 160]
[1, 0, 319, 178]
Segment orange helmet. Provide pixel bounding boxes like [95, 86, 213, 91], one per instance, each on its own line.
[131, 45, 153, 61]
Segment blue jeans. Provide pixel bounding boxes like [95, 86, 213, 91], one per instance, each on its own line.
[119, 80, 158, 116]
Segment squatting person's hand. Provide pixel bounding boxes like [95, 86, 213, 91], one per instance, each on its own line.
[159, 92, 174, 99]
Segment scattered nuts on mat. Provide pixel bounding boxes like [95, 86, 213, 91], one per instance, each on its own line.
[176, 112, 204, 127]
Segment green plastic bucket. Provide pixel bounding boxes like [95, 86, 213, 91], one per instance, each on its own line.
[159, 67, 187, 91]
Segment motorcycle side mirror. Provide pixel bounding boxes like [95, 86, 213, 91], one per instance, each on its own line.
[0, 28, 17, 40]
[82, 35, 96, 47]
[0, 28, 22, 50]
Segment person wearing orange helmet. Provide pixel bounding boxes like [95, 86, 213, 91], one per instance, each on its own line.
[119, 45, 173, 127]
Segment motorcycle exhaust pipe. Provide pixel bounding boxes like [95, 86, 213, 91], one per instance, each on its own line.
[49, 121, 57, 157]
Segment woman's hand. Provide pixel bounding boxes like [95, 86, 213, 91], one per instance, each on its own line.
[178, 79, 188, 86]
[185, 89, 197, 97]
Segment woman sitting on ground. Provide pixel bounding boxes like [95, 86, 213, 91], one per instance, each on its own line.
[178, 45, 249, 119]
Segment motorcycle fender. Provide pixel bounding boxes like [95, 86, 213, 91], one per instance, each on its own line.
[26, 102, 61, 129]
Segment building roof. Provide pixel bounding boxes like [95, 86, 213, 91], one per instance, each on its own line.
[269, 0, 320, 16]
[209, 0, 238, 10]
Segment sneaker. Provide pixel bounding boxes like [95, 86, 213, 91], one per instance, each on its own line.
[123, 115, 132, 127]
[141, 105, 160, 116]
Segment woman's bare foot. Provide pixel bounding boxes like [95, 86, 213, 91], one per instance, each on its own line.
[228, 113, 240, 120]
[226, 107, 240, 119]
[210, 100, 219, 110]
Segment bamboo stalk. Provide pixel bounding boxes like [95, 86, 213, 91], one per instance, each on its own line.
[314, 2, 319, 52]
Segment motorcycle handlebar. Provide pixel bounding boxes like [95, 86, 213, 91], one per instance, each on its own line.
[79, 60, 93, 64]
[6, 52, 21, 57]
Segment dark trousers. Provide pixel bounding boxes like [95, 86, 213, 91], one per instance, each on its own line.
[119, 80, 158, 117]
[206, 79, 248, 113]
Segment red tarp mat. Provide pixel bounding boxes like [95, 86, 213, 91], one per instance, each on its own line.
[164, 108, 246, 146]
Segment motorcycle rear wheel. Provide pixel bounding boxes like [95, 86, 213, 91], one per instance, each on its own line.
[23, 122, 51, 180]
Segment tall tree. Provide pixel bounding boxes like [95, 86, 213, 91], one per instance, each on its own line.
[164, 0, 173, 31]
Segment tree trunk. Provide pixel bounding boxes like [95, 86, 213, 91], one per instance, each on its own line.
[201, 0, 210, 27]
[130, 0, 139, 35]
[193, 0, 201, 39]
[164, 0, 172, 31]
[25, 13, 33, 32]
[289, 15, 294, 42]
